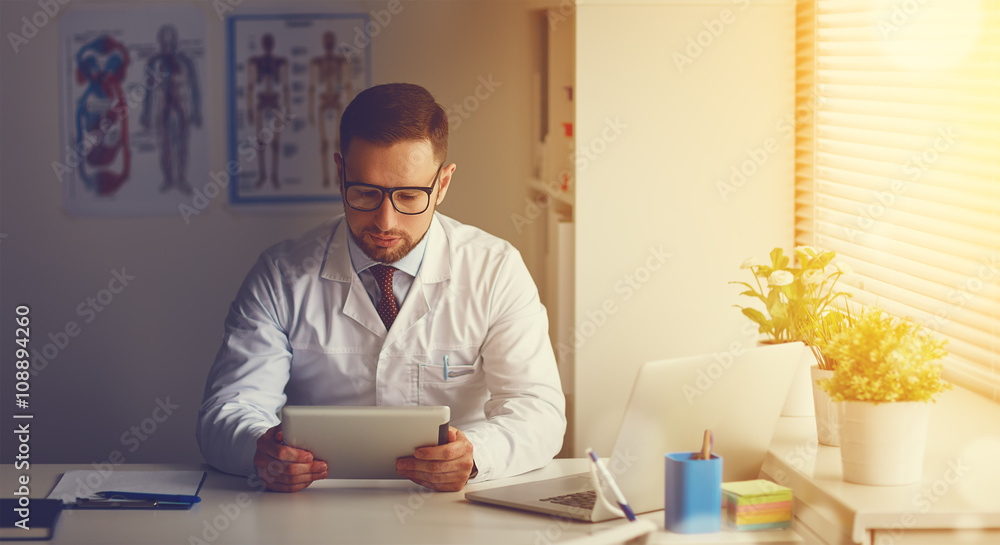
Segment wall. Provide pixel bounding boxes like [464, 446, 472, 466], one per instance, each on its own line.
[573, 0, 796, 455]
[0, 0, 554, 464]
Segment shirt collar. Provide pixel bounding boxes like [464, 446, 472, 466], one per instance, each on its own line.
[347, 225, 429, 278]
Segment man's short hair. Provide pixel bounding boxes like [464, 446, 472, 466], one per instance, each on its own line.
[340, 83, 449, 163]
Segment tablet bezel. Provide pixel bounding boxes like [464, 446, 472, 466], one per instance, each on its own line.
[280, 405, 451, 479]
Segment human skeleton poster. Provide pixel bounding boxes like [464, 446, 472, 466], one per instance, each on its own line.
[226, 12, 370, 205]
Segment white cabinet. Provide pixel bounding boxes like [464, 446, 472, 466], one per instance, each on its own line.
[532, 8, 577, 457]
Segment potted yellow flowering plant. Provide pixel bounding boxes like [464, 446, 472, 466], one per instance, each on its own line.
[817, 308, 950, 485]
[732, 247, 852, 416]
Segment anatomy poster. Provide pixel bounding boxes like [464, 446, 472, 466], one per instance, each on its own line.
[227, 13, 370, 205]
[58, 6, 208, 216]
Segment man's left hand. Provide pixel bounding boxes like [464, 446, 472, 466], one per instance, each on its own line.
[396, 426, 475, 491]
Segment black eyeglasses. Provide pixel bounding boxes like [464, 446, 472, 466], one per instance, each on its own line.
[341, 159, 442, 215]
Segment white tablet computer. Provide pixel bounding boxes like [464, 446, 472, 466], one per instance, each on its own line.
[280, 405, 450, 479]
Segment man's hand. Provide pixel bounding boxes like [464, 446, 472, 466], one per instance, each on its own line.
[253, 425, 328, 492]
[396, 426, 475, 492]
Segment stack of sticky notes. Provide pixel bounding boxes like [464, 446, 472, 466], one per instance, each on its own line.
[721, 480, 793, 531]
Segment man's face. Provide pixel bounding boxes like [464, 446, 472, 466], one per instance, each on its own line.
[336, 139, 454, 264]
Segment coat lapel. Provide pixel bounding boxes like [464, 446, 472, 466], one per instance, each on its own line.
[383, 215, 451, 350]
[321, 217, 386, 337]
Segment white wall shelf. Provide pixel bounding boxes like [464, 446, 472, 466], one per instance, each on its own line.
[762, 386, 1000, 544]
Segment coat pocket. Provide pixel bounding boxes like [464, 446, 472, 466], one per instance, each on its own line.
[417, 348, 487, 414]
[418, 347, 483, 385]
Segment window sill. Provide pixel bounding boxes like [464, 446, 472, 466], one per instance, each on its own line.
[761, 387, 1000, 545]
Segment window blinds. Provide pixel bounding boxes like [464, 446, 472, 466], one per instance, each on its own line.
[795, 0, 999, 401]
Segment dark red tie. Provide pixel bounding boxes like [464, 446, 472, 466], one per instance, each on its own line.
[371, 265, 397, 329]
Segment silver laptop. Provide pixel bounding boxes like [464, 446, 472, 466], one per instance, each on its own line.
[465, 342, 807, 522]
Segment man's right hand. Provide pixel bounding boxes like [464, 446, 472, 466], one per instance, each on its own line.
[253, 425, 328, 492]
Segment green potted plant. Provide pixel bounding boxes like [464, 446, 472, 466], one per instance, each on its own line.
[733, 246, 852, 343]
[817, 308, 951, 485]
[732, 246, 852, 416]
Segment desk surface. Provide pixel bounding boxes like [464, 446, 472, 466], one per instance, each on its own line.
[1, 460, 807, 545]
[10, 387, 997, 545]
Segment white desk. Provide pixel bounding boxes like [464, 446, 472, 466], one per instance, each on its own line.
[2, 461, 808, 544]
[11, 387, 997, 545]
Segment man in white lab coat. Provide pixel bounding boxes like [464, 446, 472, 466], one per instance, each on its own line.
[197, 83, 566, 492]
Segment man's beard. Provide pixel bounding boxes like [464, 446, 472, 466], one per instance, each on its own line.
[350, 226, 426, 264]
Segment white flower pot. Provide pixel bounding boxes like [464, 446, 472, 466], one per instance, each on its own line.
[810, 366, 839, 446]
[779, 347, 816, 417]
[837, 401, 930, 486]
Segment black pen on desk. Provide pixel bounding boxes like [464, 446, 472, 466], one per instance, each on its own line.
[98, 491, 201, 504]
[586, 447, 637, 522]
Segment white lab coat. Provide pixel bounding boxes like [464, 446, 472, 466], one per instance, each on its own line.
[197, 213, 566, 481]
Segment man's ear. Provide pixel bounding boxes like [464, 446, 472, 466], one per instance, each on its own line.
[436, 163, 456, 205]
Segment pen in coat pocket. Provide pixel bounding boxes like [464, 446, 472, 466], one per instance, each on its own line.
[439, 354, 475, 381]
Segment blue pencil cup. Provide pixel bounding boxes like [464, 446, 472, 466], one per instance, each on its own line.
[664, 452, 723, 533]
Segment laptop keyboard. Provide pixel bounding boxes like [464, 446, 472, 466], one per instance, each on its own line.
[540, 490, 596, 510]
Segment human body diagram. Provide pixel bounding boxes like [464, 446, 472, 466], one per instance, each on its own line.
[308, 31, 352, 187]
[246, 33, 290, 188]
